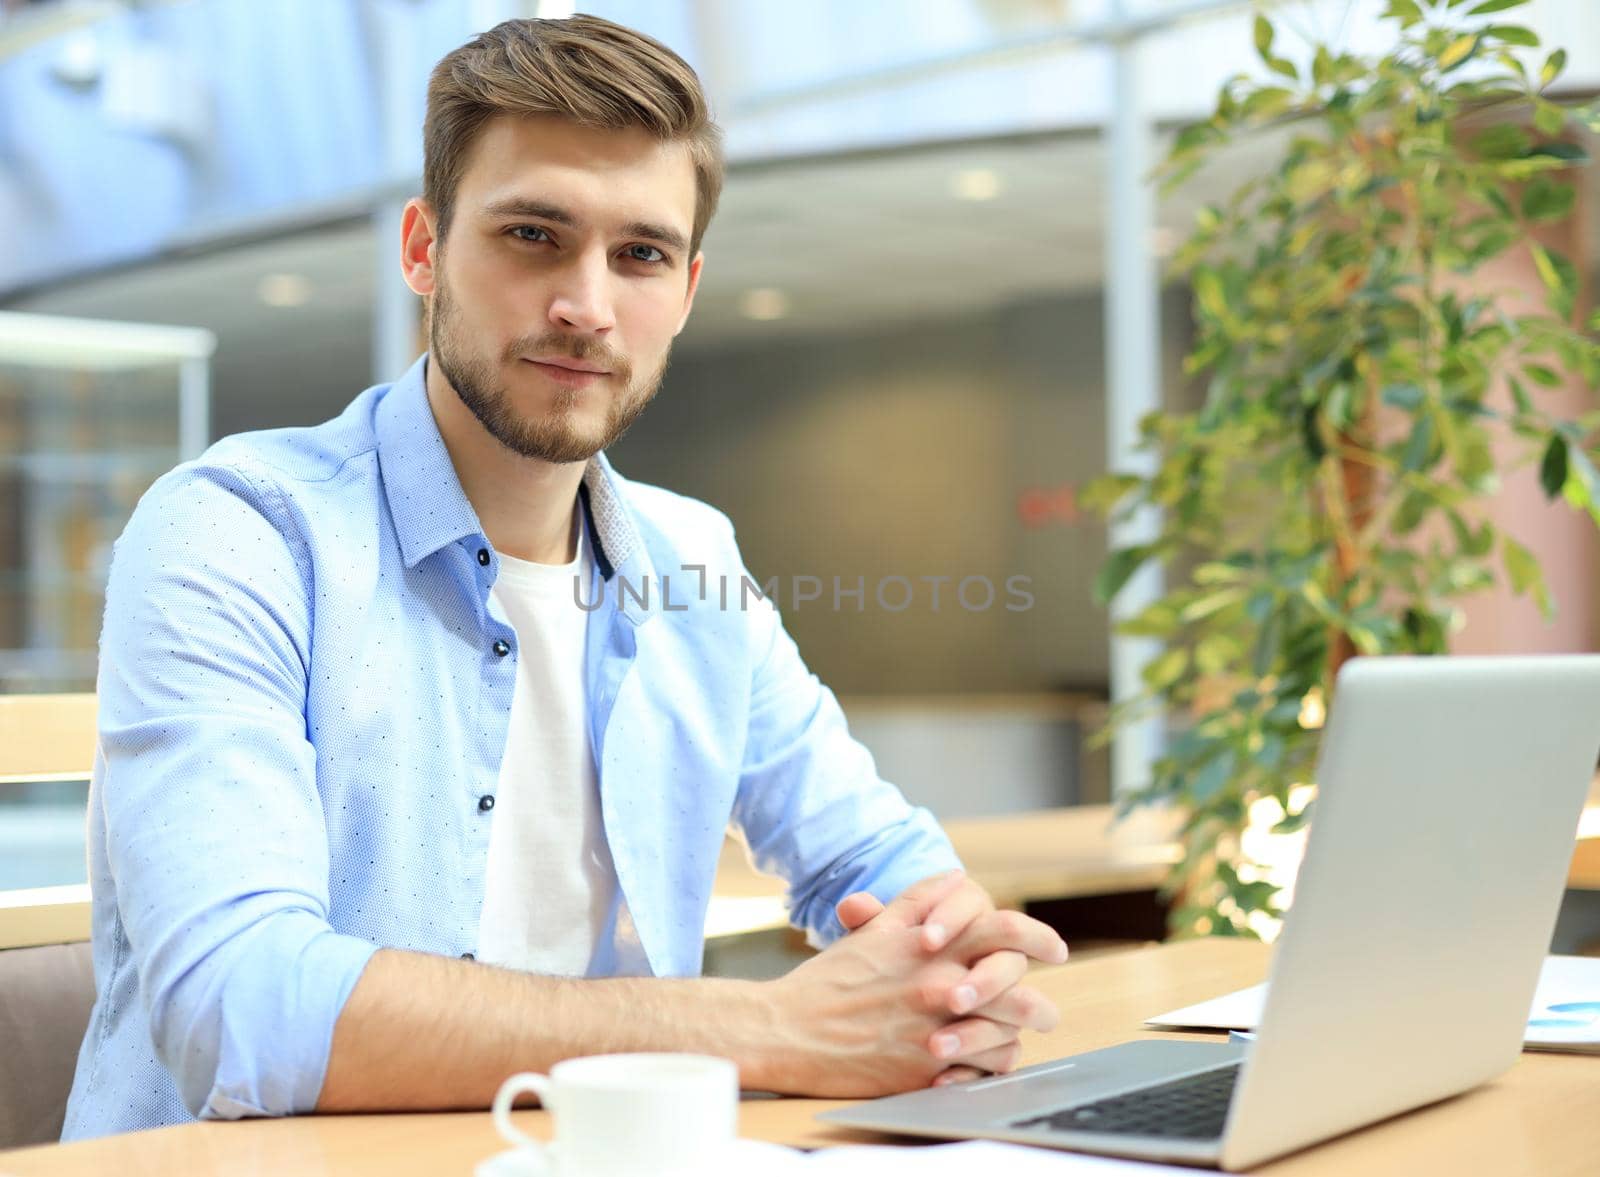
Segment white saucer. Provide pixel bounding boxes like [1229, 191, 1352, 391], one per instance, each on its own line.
[475, 1138, 806, 1177]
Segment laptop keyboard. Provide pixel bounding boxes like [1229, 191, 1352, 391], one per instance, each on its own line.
[1009, 1062, 1241, 1141]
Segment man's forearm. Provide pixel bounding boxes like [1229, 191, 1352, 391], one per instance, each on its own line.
[315, 948, 789, 1112]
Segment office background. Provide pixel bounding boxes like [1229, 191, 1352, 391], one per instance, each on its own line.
[1, 0, 1597, 915]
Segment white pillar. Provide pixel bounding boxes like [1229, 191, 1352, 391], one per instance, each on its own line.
[1103, 0, 1165, 798]
[367, 0, 426, 384]
[372, 200, 418, 384]
[177, 354, 210, 459]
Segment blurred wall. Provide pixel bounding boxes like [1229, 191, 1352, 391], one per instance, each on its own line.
[611, 286, 1195, 695]
[10, 0, 1596, 299]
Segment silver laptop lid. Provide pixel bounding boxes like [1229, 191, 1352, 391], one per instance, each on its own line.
[1221, 655, 1600, 1171]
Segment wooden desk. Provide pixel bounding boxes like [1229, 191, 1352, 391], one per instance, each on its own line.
[706, 803, 1181, 940]
[1570, 796, 1600, 890]
[707, 794, 1600, 939]
[5, 939, 1596, 1176]
[0, 694, 96, 785]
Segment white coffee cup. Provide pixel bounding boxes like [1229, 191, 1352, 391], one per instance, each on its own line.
[486, 1053, 740, 1177]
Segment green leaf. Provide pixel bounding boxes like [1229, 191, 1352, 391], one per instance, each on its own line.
[1530, 242, 1578, 319]
[1448, 510, 1496, 558]
[1312, 46, 1334, 87]
[1541, 48, 1568, 88]
[1383, 0, 1424, 26]
[1117, 599, 1183, 638]
[1540, 434, 1570, 499]
[1481, 186, 1514, 218]
[1241, 86, 1295, 120]
[1467, 0, 1531, 12]
[1171, 122, 1222, 157]
[1253, 14, 1275, 62]
[1095, 545, 1156, 606]
[1562, 445, 1600, 529]
[1525, 364, 1562, 388]
[1188, 750, 1236, 803]
[1501, 535, 1553, 618]
[1301, 405, 1327, 462]
[1486, 25, 1539, 48]
[1301, 580, 1336, 620]
[1534, 103, 1568, 137]
[1273, 804, 1313, 834]
[1402, 415, 1437, 473]
[1080, 472, 1146, 514]
[1193, 267, 1229, 323]
[1143, 646, 1190, 691]
[1382, 384, 1424, 411]
[1251, 609, 1282, 678]
[1438, 34, 1480, 72]
[1471, 124, 1532, 160]
[1180, 588, 1245, 624]
[1194, 634, 1238, 675]
[1522, 177, 1576, 221]
[1468, 227, 1517, 265]
[1194, 560, 1248, 585]
[1393, 490, 1430, 535]
[1266, 56, 1300, 81]
[1529, 142, 1587, 162]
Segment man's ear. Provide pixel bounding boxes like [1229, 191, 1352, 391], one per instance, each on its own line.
[400, 198, 440, 297]
[674, 251, 704, 336]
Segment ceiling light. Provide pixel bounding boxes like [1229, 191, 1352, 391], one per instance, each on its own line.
[739, 288, 790, 321]
[951, 169, 1003, 202]
[258, 273, 312, 308]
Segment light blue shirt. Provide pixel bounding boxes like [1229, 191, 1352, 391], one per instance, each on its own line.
[62, 355, 961, 1140]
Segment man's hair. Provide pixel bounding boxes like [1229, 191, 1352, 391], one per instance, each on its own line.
[424, 15, 724, 256]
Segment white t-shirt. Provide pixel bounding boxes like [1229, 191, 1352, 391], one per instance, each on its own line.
[476, 523, 618, 976]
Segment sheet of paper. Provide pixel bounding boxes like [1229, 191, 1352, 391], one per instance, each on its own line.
[792, 1140, 1197, 1173]
[1525, 955, 1600, 1051]
[1144, 982, 1266, 1032]
[1144, 954, 1600, 1053]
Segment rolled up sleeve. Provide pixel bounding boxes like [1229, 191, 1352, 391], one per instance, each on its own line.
[728, 577, 962, 950]
[97, 461, 377, 1119]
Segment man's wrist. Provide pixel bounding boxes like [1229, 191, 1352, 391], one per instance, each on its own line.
[706, 975, 793, 1093]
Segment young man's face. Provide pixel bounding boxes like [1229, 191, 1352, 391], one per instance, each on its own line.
[405, 114, 703, 464]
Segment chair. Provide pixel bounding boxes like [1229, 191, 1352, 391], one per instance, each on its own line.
[0, 692, 99, 1150]
[0, 941, 97, 1149]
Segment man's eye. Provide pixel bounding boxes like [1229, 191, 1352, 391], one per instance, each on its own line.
[625, 244, 666, 264]
[510, 226, 551, 243]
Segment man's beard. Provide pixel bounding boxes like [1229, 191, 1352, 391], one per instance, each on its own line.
[429, 271, 669, 464]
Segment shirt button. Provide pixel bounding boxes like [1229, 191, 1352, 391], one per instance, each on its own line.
[478, 794, 495, 813]
[461, 952, 476, 960]
[492, 639, 511, 657]
[477, 548, 490, 566]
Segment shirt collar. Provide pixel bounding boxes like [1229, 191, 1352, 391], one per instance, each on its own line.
[375, 353, 646, 582]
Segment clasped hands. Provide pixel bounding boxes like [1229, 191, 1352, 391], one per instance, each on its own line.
[834, 869, 1067, 1087]
[764, 867, 1067, 1097]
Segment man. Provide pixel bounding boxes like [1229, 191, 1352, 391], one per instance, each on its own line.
[62, 15, 1067, 1140]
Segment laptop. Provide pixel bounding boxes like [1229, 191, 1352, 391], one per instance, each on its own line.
[818, 655, 1600, 1170]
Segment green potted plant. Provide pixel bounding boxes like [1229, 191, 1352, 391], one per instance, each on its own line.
[1087, 0, 1600, 938]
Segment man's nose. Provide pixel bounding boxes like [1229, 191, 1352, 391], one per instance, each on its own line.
[547, 252, 616, 334]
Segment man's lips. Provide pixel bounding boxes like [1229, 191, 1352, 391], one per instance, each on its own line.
[523, 356, 610, 374]
[521, 356, 612, 389]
